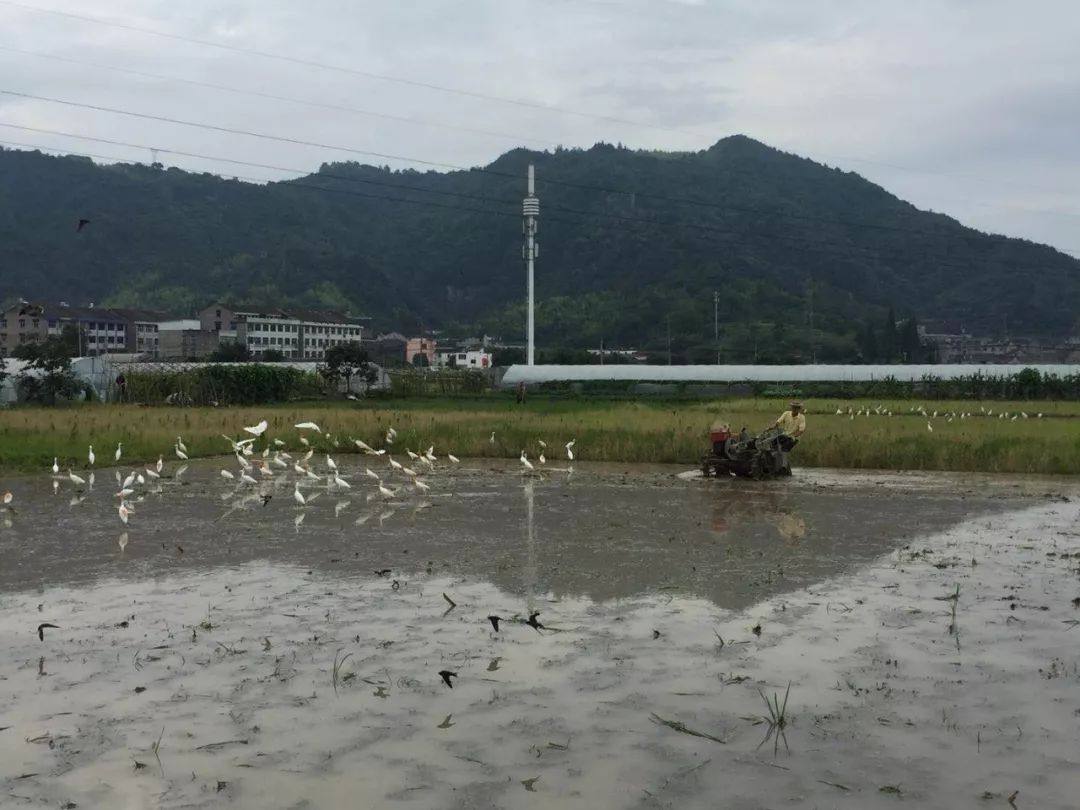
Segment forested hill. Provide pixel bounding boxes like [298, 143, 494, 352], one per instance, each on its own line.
[1, 136, 1076, 361]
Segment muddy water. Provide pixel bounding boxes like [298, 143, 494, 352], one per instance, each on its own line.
[0, 461, 1078, 808]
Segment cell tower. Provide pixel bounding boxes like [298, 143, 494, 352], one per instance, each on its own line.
[522, 165, 539, 365]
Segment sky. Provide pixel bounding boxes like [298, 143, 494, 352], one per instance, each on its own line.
[0, 0, 1077, 256]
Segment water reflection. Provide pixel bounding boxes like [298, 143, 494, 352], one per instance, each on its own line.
[0, 464, 1016, 611]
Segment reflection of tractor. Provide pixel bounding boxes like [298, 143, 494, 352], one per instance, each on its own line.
[702, 421, 794, 479]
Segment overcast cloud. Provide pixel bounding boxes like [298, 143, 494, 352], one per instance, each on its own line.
[0, 0, 1077, 255]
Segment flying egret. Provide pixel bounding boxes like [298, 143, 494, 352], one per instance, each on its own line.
[176, 436, 188, 454]
[221, 435, 255, 453]
[51, 457, 59, 475]
[293, 483, 307, 507]
[175, 444, 189, 460]
[114, 442, 122, 463]
[520, 451, 534, 471]
[448, 454, 460, 464]
[68, 469, 86, 486]
[354, 439, 376, 454]
[295, 421, 321, 433]
[220, 470, 235, 480]
[88, 445, 95, 466]
[243, 420, 268, 437]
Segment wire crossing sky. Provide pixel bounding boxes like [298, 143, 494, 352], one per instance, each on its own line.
[0, 0, 1077, 254]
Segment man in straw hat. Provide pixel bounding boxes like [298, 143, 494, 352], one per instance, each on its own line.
[773, 401, 806, 451]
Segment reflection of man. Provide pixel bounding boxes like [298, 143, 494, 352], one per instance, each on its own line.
[773, 401, 806, 452]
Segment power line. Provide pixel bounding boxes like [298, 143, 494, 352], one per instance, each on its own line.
[8, 133, 1072, 268]
[0, 0, 696, 136]
[0, 89, 1015, 245]
[1, 94, 1076, 260]
[0, 44, 553, 147]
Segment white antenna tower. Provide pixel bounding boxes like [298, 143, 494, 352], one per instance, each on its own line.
[150, 148, 159, 164]
[522, 164, 540, 365]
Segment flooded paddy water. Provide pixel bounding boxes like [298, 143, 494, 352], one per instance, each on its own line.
[1, 459, 1078, 808]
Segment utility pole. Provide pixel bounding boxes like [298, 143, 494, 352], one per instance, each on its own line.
[667, 316, 672, 366]
[713, 290, 720, 364]
[806, 276, 816, 364]
[522, 165, 540, 365]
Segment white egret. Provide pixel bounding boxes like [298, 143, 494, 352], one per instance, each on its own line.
[242, 444, 254, 456]
[220, 470, 235, 480]
[365, 467, 381, 481]
[221, 435, 255, 453]
[88, 445, 95, 466]
[835, 408, 843, 415]
[384, 431, 394, 445]
[305, 468, 320, 481]
[927, 422, 933, 432]
[539, 452, 546, 465]
[273, 438, 286, 447]
[295, 421, 322, 433]
[490, 432, 496, 444]
[389, 456, 403, 471]
[293, 483, 307, 507]
[2, 491, 11, 505]
[299, 436, 310, 448]
[156, 455, 163, 474]
[302, 449, 314, 462]
[448, 454, 460, 464]
[520, 451, 534, 471]
[293, 462, 306, 475]
[326, 455, 338, 472]
[388, 426, 398, 439]
[51, 457, 59, 475]
[118, 501, 130, 525]
[378, 483, 396, 499]
[354, 439, 376, 454]
[122, 472, 136, 489]
[176, 436, 188, 454]
[1037, 413, 1043, 418]
[240, 471, 258, 485]
[236, 453, 252, 471]
[136, 474, 145, 485]
[402, 466, 417, 478]
[273, 455, 288, 469]
[114, 442, 122, 463]
[414, 479, 430, 493]
[243, 420, 268, 437]
[566, 440, 575, 461]
[333, 473, 351, 489]
[175, 445, 189, 461]
[259, 462, 275, 477]
[406, 449, 419, 461]
[68, 469, 86, 486]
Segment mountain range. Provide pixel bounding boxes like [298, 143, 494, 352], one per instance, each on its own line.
[1, 136, 1076, 362]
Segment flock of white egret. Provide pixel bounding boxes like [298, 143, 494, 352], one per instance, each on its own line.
[833, 403, 1044, 432]
[1, 418, 578, 534]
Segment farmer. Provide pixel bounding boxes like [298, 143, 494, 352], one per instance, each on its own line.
[773, 400, 806, 451]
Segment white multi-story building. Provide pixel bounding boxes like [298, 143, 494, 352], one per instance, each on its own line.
[434, 348, 493, 369]
[199, 304, 363, 360]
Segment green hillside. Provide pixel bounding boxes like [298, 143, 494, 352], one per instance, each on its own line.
[1, 136, 1076, 361]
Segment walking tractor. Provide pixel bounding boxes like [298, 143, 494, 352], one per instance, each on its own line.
[702, 420, 795, 479]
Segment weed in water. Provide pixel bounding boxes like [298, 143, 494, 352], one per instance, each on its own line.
[757, 681, 792, 756]
[332, 650, 353, 696]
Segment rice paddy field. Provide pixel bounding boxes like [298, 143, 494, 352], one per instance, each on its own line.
[1, 397, 1080, 474]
